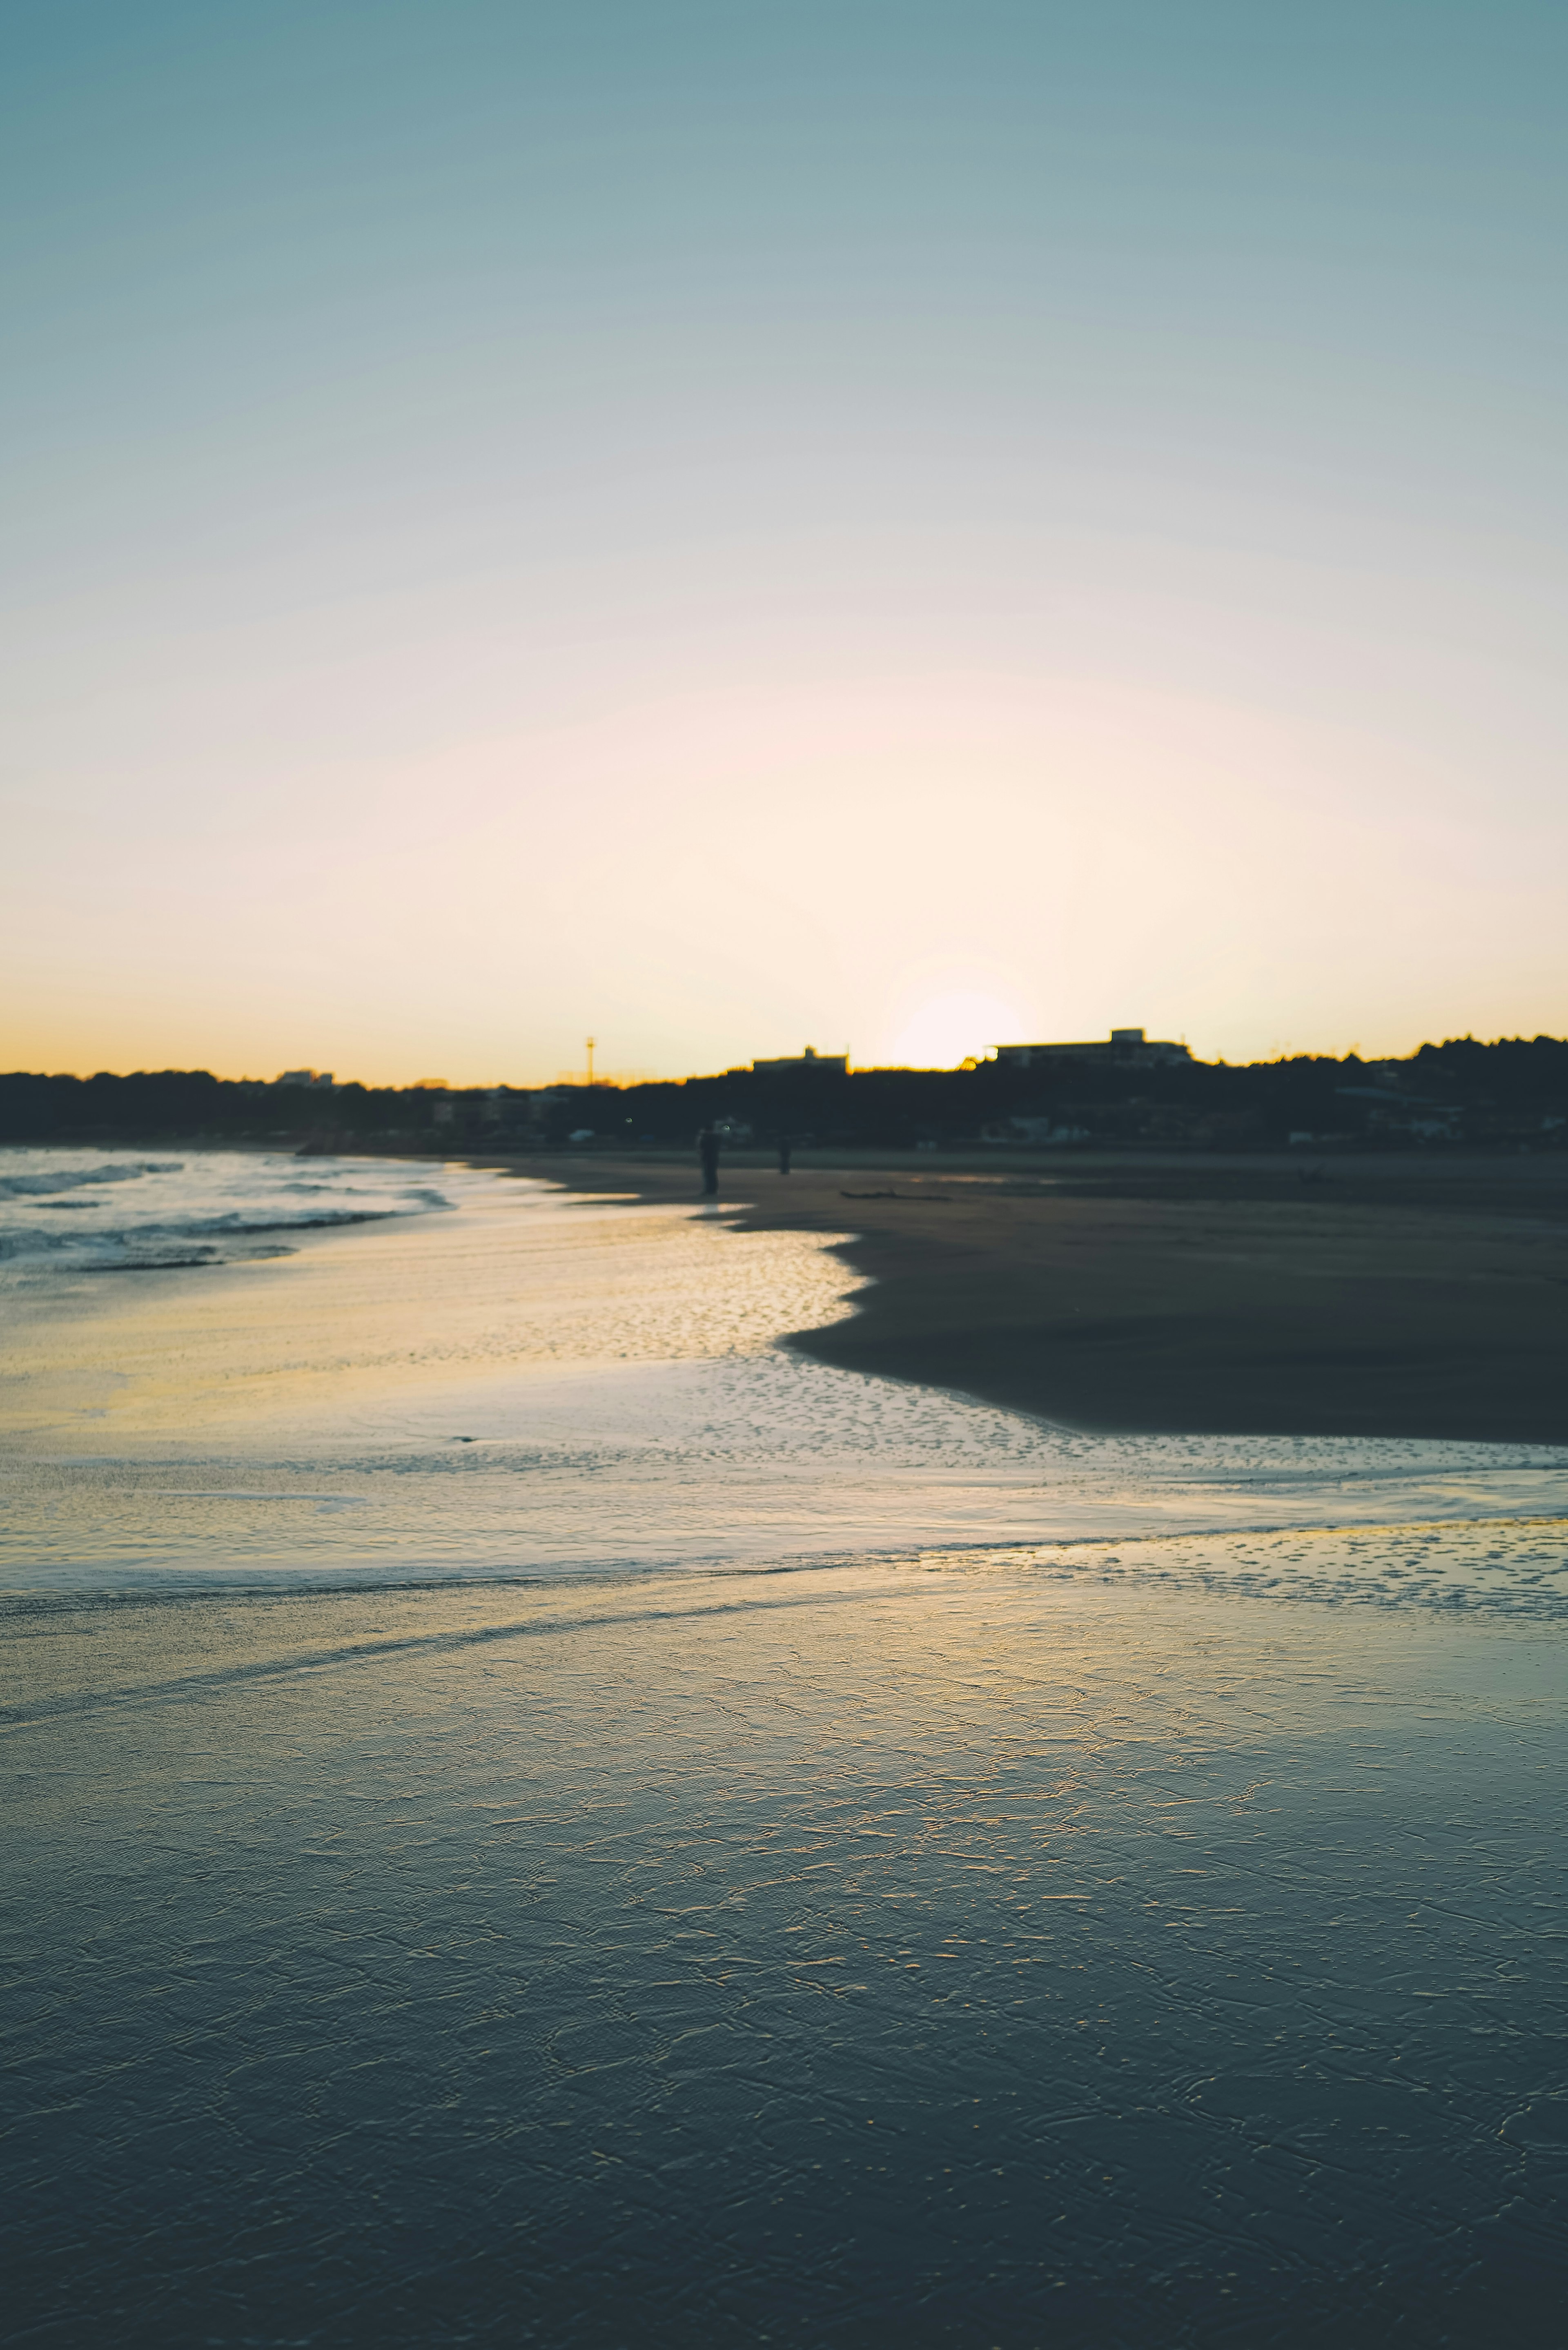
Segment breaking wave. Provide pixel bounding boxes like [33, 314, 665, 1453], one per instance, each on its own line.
[0, 1149, 457, 1281]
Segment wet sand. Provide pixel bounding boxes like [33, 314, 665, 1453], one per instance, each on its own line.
[523, 1150, 1568, 1444]
[9, 1151, 1561, 1590]
[9, 1562, 1566, 2348]
[8, 1154, 1567, 2346]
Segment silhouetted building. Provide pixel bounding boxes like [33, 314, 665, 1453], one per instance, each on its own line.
[992, 1028, 1192, 1071]
[752, 1047, 849, 1075]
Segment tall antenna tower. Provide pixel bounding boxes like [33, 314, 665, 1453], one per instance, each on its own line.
[585, 1037, 595, 1087]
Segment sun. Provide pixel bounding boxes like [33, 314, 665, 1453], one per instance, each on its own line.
[883, 991, 1026, 1070]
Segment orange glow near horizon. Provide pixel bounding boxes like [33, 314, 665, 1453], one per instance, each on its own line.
[6, 672, 1561, 1088]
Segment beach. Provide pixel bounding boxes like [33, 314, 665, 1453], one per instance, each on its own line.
[5, 1147, 1568, 2345]
[13, 0, 1568, 2337]
[10, 1561, 1567, 2346]
[529, 1148, 1568, 1444]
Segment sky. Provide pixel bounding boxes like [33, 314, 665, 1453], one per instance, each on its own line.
[3, 0, 1564, 1084]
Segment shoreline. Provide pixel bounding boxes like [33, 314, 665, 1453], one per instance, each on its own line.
[507, 1147, 1568, 1446]
[5, 1136, 1565, 1447]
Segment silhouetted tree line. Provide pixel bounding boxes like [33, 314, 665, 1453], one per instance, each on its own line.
[0, 1071, 434, 1143]
[3, 1035, 1566, 1152]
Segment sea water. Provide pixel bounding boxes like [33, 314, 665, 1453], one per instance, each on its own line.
[4, 1149, 1566, 2345]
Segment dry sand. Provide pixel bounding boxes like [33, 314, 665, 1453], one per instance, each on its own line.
[518, 1149, 1568, 1444]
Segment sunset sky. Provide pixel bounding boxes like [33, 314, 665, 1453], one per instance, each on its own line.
[4, 1, 1564, 1084]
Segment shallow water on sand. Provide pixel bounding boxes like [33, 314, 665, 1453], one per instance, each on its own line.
[7, 1568, 1567, 2347]
[2, 1151, 1565, 1595]
[4, 1151, 1567, 2343]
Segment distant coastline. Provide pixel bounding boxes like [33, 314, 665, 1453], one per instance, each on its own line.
[3, 1033, 1567, 1158]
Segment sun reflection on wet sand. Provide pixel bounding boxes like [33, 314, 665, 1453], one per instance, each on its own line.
[2, 1159, 1564, 1591]
[4, 1155, 1567, 2343]
[6, 1566, 1565, 2345]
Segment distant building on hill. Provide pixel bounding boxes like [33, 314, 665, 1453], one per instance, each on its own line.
[992, 1028, 1193, 1071]
[273, 1069, 336, 1089]
[752, 1046, 849, 1075]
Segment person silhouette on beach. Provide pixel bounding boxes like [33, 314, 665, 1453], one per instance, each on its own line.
[697, 1126, 720, 1197]
[777, 1133, 793, 1175]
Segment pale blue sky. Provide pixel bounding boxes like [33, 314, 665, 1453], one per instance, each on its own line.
[4, 2, 1564, 1080]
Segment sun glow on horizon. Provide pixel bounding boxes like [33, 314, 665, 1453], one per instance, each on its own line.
[2, 7, 1564, 1080]
[884, 991, 1028, 1072]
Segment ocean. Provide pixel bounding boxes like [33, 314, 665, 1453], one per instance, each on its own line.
[4, 1149, 1566, 2345]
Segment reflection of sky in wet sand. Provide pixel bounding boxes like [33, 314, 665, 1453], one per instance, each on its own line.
[7, 1565, 1566, 2346]
[7, 1154, 1568, 2342]
[1, 1156, 1565, 1595]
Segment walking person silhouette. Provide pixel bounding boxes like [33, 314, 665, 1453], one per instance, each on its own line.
[697, 1125, 721, 1197]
